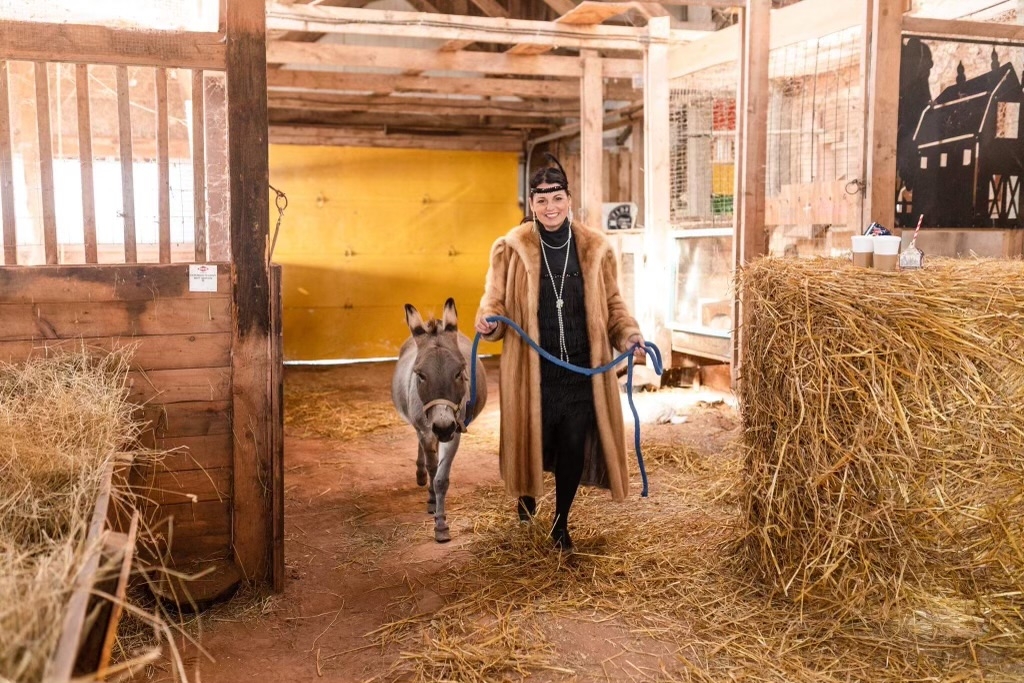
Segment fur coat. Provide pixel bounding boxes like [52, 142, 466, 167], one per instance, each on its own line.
[474, 220, 642, 501]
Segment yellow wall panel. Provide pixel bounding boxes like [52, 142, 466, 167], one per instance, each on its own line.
[270, 146, 519, 360]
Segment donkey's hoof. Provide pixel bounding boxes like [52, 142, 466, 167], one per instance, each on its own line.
[417, 470, 427, 486]
[434, 527, 451, 543]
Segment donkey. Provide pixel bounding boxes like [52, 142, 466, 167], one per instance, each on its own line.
[391, 298, 487, 542]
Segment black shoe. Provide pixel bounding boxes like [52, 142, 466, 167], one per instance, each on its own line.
[517, 496, 536, 523]
[551, 525, 573, 551]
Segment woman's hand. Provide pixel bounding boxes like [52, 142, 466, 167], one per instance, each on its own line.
[627, 333, 646, 362]
[476, 319, 497, 335]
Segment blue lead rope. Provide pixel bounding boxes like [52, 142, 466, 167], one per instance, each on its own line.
[464, 314, 663, 498]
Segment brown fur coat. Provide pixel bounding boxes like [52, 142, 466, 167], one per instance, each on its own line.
[474, 220, 642, 501]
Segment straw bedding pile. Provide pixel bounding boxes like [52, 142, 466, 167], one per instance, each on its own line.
[286, 388, 402, 441]
[0, 351, 143, 682]
[736, 257, 1024, 644]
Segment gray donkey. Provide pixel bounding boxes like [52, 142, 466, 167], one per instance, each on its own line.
[391, 298, 487, 542]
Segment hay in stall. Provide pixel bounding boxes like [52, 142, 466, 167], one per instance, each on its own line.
[285, 387, 402, 441]
[735, 257, 1024, 647]
[0, 350, 164, 682]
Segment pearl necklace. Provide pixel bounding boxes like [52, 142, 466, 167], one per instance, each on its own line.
[540, 227, 572, 361]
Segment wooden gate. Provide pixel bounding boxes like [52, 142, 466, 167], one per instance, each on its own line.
[0, 0, 282, 596]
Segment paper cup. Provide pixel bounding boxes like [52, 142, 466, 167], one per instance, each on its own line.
[873, 235, 901, 272]
[851, 235, 873, 268]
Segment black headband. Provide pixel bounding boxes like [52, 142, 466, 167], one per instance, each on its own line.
[529, 183, 568, 197]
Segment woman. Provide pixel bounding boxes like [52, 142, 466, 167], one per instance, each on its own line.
[474, 154, 646, 551]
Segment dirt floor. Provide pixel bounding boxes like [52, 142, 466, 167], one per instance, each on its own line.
[137, 358, 742, 683]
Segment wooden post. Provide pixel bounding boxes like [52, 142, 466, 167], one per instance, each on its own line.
[34, 62, 57, 265]
[731, 0, 770, 386]
[156, 67, 171, 264]
[579, 49, 602, 226]
[75, 64, 97, 264]
[226, 0, 273, 586]
[642, 16, 672, 367]
[864, 0, 903, 230]
[0, 60, 16, 265]
[115, 66, 137, 263]
[192, 69, 208, 263]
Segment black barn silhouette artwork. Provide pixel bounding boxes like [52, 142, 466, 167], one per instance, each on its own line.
[896, 41, 1024, 229]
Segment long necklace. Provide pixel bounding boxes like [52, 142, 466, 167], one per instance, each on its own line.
[540, 227, 572, 361]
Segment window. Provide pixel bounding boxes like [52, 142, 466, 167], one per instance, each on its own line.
[940, 153, 948, 167]
[963, 148, 972, 166]
[998, 102, 1020, 139]
[920, 156, 928, 169]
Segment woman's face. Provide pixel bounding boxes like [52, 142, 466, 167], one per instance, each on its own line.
[530, 184, 570, 231]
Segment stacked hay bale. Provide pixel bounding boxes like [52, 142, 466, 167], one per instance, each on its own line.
[0, 351, 143, 682]
[736, 257, 1024, 644]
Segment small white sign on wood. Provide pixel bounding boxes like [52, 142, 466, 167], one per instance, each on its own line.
[189, 264, 218, 292]
[602, 202, 639, 231]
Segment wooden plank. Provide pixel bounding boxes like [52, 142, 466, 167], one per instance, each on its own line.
[95, 511, 139, 680]
[556, 1, 641, 25]
[902, 15, 1024, 44]
[630, 121, 644, 228]
[154, 433, 234, 471]
[75, 64, 98, 264]
[269, 124, 522, 152]
[148, 501, 231, 535]
[128, 366, 231, 405]
[116, 66, 137, 263]
[0, 298, 232, 340]
[642, 17, 672, 364]
[156, 67, 171, 264]
[265, 3, 704, 48]
[268, 92, 577, 118]
[43, 459, 115, 683]
[580, 50, 603, 226]
[192, 70, 207, 263]
[0, 61, 15, 265]
[142, 466, 231, 505]
[228, 0, 273, 584]
[0, 333, 232, 370]
[34, 62, 58, 265]
[0, 263, 231, 303]
[0, 21, 226, 69]
[267, 40, 642, 80]
[669, 0, 866, 79]
[267, 68, 603, 100]
[270, 264, 284, 592]
[140, 400, 232, 439]
[864, 0, 902, 228]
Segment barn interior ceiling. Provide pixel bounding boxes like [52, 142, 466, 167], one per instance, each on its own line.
[264, 0, 759, 151]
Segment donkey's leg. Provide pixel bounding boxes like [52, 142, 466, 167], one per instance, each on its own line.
[432, 434, 461, 543]
[419, 433, 440, 514]
[416, 440, 428, 486]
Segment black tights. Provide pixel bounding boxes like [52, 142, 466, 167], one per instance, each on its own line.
[542, 404, 592, 531]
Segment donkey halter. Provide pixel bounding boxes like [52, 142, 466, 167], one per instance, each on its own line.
[422, 398, 467, 432]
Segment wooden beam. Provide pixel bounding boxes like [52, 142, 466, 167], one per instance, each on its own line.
[579, 50, 603, 226]
[265, 3, 704, 50]
[75, 64, 97, 264]
[115, 66, 137, 263]
[0, 61, 16, 265]
[226, 0, 273, 587]
[468, 0, 510, 17]
[542, 0, 578, 15]
[669, 0, 866, 79]
[731, 0, 770, 383]
[902, 15, 1024, 44]
[864, 0, 902, 229]
[268, 40, 642, 79]
[267, 69, 613, 99]
[0, 21, 226, 69]
[267, 93, 579, 117]
[34, 63, 58, 265]
[641, 17, 672, 369]
[269, 124, 523, 151]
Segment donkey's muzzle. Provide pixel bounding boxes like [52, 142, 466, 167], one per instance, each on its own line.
[433, 422, 457, 442]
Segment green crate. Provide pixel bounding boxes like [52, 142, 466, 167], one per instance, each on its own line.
[711, 194, 733, 215]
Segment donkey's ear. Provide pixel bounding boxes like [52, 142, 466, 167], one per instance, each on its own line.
[405, 303, 427, 336]
[441, 298, 458, 333]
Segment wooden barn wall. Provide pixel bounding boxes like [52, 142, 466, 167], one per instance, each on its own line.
[0, 264, 234, 564]
[268, 145, 520, 361]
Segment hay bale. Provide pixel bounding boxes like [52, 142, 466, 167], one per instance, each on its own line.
[735, 257, 1024, 643]
[0, 350, 142, 682]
